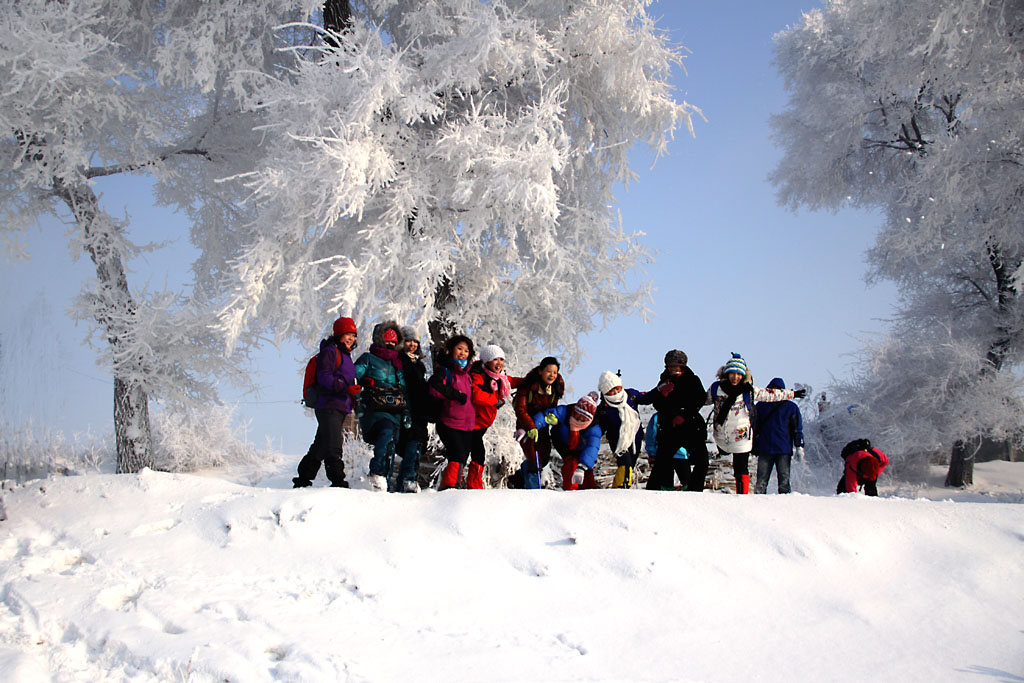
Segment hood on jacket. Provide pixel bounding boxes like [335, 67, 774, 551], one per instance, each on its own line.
[371, 320, 404, 348]
[767, 377, 785, 390]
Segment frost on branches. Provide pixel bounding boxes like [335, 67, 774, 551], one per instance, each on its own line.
[222, 0, 699, 375]
[770, 0, 1024, 485]
[0, 0, 323, 472]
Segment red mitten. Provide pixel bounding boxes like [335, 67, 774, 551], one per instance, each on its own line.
[347, 384, 362, 396]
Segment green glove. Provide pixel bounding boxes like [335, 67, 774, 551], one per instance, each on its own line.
[544, 413, 559, 426]
[527, 428, 539, 441]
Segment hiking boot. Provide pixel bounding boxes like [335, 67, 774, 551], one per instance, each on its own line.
[368, 474, 388, 492]
[292, 477, 313, 488]
[401, 480, 421, 494]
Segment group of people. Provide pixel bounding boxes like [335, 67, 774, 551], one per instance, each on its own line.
[294, 317, 887, 496]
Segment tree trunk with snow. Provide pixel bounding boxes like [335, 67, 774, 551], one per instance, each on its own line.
[54, 180, 153, 473]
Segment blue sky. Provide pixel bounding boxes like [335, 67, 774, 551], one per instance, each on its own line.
[0, 1, 897, 454]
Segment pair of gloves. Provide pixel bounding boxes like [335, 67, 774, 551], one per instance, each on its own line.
[515, 413, 560, 442]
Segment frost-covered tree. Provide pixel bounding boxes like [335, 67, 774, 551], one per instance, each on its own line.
[219, 0, 698, 371]
[771, 0, 1024, 485]
[0, 0, 324, 472]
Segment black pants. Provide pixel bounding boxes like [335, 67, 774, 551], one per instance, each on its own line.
[295, 408, 348, 486]
[436, 423, 474, 465]
[836, 476, 878, 496]
[646, 422, 709, 491]
[470, 427, 489, 466]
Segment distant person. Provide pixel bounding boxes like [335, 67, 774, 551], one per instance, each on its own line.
[429, 335, 477, 490]
[531, 392, 602, 490]
[637, 350, 709, 492]
[512, 357, 565, 489]
[595, 370, 644, 488]
[752, 377, 804, 494]
[817, 392, 830, 415]
[467, 344, 521, 489]
[395, 326, 429, 493]
[355, 321, 410, 492]
[836, 438, 889, 496]
[706, 353, 805, 494]
[293, 317, 360, 488]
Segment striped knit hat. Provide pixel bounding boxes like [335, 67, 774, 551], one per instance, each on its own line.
[723, 352, 747, 377]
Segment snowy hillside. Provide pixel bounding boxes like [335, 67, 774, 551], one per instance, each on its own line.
[1, 458, 1022, 682]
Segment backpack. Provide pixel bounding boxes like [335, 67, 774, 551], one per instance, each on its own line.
[840, 438, 883, 464]
[302, 345, 340, 408]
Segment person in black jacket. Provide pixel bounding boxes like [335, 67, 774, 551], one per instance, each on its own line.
[395, 326, 429, 493]
[637, 349, 709, 491]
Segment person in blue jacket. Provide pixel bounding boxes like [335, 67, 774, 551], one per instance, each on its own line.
[293, 316, 361, 488]
[595, 371, 643, 488]
[530, 392, 602, 490]
[752, 377, 804, 494]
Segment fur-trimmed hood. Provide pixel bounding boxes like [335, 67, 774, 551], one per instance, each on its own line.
[371, 320, 404, 347]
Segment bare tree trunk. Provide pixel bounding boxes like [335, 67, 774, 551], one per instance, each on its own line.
[54, 180, 153, 473]
[427, 275, 458, 370]
[945, 245, 1018, 488]
[945, 440, 974, 488]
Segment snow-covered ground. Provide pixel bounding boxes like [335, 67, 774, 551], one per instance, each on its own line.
[1, 457, 1022, 682]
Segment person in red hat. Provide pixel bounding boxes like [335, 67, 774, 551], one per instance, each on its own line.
[293, 316, 360, 488]
[836, 438, 890, 496]
[530, 392, 603, 490]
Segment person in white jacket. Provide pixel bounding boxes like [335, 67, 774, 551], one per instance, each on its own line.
[706, 353, 805, 494]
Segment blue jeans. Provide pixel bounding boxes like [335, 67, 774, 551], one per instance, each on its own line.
[755, 452, 792, 494]
[365, 416, 399, 482]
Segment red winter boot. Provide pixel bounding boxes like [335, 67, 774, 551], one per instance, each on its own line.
[467, 462, 485, 490]
[440, 461, 461, 490]
[738, 474, 750, 495]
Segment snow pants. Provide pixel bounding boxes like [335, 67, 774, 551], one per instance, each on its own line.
[294, 408, 349, 487]
[755, 452, 792, 494]
[396, 419, 427, 485]
[364, 414, 399, 483]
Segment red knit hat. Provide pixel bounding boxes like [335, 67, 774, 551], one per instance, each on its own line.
[572, 392, 599, 422]
[333, 317, 357, 337]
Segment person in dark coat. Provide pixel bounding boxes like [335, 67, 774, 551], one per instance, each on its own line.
[395, 326, 428, 493]
[752, 377, 804, 494]
[512, 357, 565, 489]
[637, 349, 709, 491]
[293, 316, 361, 488]
[595, 370, 644, 488]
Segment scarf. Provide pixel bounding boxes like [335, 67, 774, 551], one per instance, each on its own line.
[567, 415, 592, 451]
[603, 390, 641, 455]
[483, 365, 512, 401]
[370, 344, 403, 371]
[715, 380, 752, 426]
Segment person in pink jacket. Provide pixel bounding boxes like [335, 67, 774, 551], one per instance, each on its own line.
[429, 334, 478, 490]
[836, 438, 889, 496]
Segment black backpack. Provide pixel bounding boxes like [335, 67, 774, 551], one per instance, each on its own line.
[841, 438, 879, 460]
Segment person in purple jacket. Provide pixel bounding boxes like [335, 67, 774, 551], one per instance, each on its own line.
[293, 317, 361, 488]
[752, 377, 804, 494]
[429, 334, 477, 490]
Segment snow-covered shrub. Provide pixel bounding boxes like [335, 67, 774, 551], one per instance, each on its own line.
[150, 404, 269, 473]
[0, 421, 110, 483]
